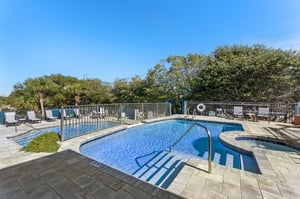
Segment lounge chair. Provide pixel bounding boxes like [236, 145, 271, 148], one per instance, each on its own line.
[4, 112, 19, 126]
[257, 107, 269, 120]
[91, 107, 107, 118]
[233, 106, 243, 118]
[45, 110, 57, 121]
[59, 109, 72, 120]
[27, 111, 41, 123]
[73, 108, 83, 118]
[147, 111, 153, 119]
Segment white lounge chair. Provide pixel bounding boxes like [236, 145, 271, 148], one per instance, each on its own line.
[257, 107, 269, 120]
[73, 108, 83, 118]
[4, 112, 19, 126]
[91, 107, 107, 118]
[147, 111, 153, 119]
[27, 111, 41, 123]
[45, 110, 57, 121]
[59, 109, 72, 120]
[233, 106, 243, 118]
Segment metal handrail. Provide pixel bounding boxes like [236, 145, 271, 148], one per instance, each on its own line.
[168, 123, 212, 173]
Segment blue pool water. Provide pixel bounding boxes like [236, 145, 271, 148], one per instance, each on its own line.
[237, 137, 300, 152]
[80, 119, 260, 174]
[13, 122, 118, 146]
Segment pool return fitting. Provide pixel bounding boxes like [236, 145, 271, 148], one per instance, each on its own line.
[168, 123, 212, 174]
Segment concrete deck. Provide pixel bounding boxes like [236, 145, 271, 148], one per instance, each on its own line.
[0, 116, 299, 198]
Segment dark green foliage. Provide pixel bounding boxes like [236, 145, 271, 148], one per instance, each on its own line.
[22, 132, 60, 153]
[191, 44, 300, 102]
[8, 74, 114, 110]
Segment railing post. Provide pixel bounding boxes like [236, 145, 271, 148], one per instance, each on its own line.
[120, 103, 122, 125]
[96, 104, 99, 129]
[207, 131, 212, 173]
[60, 106, 64, 141]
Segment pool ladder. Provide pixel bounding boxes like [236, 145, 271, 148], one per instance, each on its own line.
[168, 123, 212, 173]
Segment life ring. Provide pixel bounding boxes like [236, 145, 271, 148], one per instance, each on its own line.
[197, 103, 206, 112]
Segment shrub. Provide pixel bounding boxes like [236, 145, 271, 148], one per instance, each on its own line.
[23, 132, 60, 153]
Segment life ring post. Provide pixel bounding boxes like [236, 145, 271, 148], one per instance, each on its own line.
[197, 103, 206, 115]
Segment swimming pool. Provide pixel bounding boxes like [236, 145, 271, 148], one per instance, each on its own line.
[13, 122, 118, 146]
[80, 119, 260, 182]
[236, 137, 300, 152]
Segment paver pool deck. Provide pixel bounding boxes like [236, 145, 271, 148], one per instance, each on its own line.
[0, 115, 299, 198]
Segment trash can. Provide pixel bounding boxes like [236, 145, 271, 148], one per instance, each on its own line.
[295, 115, 300, 125]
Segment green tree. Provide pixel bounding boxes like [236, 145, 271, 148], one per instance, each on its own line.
[191, 44, 300, 102]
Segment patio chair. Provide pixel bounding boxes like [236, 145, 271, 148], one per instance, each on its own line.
[27, 111, 41, 123]
[257, 107, 269, 120]
[233, 106, 243, 118]
[4, 112, 19, 126]
[45, 110, 57, 121]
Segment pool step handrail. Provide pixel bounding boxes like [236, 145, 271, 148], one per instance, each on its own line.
[168, 123, 212, 174]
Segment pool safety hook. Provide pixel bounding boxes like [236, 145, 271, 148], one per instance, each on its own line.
[168, 123, 212, 174]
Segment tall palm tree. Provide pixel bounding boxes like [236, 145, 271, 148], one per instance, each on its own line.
[25, 77, 58, 119]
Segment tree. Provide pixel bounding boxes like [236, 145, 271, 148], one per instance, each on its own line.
[25, 77, 59, 118]
[191, 44, 300, 102]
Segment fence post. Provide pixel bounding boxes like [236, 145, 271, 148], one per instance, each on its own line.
[120, 103, 122, 125]
[156, 103, 159, 118]
[96, 104, 99, 129]
[60, 106, 64, 141]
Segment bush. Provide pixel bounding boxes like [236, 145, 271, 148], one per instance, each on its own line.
[23, 132, 60, 153]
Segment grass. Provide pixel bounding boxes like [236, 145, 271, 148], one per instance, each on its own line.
[23, 132, 60, 153]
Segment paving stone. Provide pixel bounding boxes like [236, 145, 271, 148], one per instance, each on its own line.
[47, 174, 69, 187]
[240, 174, 261, 195]
[66, 157, 80, 165]
[73, 174, 94, 189]
[17, 174, 45, 194]
[0, 188, 29, 199]
[241, 190, 262, 199]
[199, 179, 223, 198]
[222, 182, 241, 198]
[257, 177, 282, 196]
[261, 190, 285, 199]
[208, 190, 229, 199]
[278, 185, 300, 199]
[122, 184, 151, 199]
[28, 184, 61, 199]
[51, 178, 86, 199]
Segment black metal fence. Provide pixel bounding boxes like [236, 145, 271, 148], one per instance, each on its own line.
[184, 101, 297, 123]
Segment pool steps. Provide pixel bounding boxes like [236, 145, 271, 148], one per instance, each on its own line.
[202, 151, 208, 160]
[133, 150, 242, 188]
[213, 152, 221, 163]
[226, 153, 234, 167]
[132, 151, 188, 188]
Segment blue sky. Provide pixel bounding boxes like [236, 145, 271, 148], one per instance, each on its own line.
[1, 0, 300, 96]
